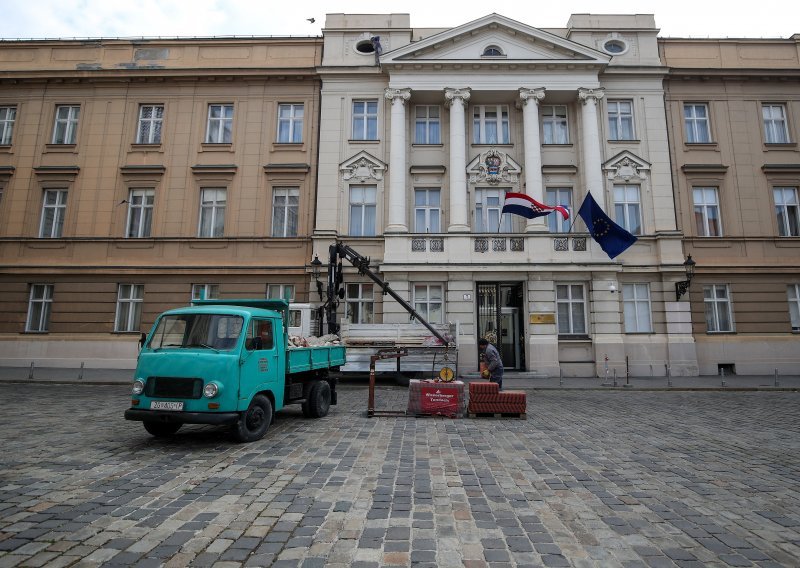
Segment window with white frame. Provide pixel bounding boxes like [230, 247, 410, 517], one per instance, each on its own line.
[205, 104, 233, 144]
[346, 283, 374, 323]
[473, 105, 510, 144]
[556, 284, 587, 336]
[623, 283, 652, 333]
[788, 284, 800, 332]
[0, 106, 16, 145]
[115, 284, 144, 332]
[774, 187, 800, 237]
[607, 100, 634, 140]
[26, 284, 53, 332]
[613, 185, 642, 235]
[192, 284, 219, 301]
[198, 188, 226, 237]
[39, 189, 67, 238]
[136, 104, 163, 144]
[704, 284, 734, 333]
[542, 105, 569, 144]
[266, 284, 295, 301]
[414, 105, 440, 144]
[545, 188, 572, 233]
[763, 103, 790, 144]
[126, 189, 154, 238]
[693, 187, 722, 237]
[684, 103, 711, 143]
[352, 100, 378, 140]
[277, 103, 303, 143]
[414, 188, 441, 233]
[475, 188, 512, 233]
[413, 284, 444, 324]
[271, 187, 299, 237]
[349, 185, 377, 236]
[52, 105, 80, 144]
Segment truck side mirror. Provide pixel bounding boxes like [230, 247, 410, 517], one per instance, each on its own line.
[139, 332, 147, 350]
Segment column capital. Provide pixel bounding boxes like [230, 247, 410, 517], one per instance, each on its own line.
[444, 87, 471, 107]
[384, 87, 411, 103]
[578, 87, 605, 105]
[518, 87, 546, 106]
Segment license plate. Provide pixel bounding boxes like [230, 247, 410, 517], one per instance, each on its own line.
[151, 401, 184, 411]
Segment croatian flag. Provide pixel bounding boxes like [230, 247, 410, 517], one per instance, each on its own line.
[501, 192, 570, 221]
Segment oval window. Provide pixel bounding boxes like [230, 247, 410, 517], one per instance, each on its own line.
[356, 40, 375, 54]
[603, 39, 627, 55]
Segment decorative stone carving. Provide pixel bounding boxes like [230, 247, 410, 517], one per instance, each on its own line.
[384, 88, 411, 104]
[474, 238, 488, 253]
[492, 238, 506, 252]
[430, 238, 444, 252]
[412, 238, 426, 252]
[510, 238, 524, 252]
[467, 149, 521, 185]
[518, 87, 546, 107]
[603, 151, 651, 182]
[444, 88, 471, 107]
[578, 87, 605, 105]
[554, 237, 569, 252]
[340, 151, 387, 182]
[572, 237, 587, 251]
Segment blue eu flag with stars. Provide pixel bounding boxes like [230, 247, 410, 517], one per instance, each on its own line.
[577, 193, 637, 259]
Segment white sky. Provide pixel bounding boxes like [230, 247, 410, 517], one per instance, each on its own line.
[0, 0, 797, 40]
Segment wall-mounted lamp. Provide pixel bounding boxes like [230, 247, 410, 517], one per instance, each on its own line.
[309, 254, 324, 301]
[608, 282, 618, 294]
[675, 254, 696, 301]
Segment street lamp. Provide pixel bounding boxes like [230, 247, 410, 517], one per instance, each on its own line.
[675, 255, 696, 301]
[309, 254, 324, 301]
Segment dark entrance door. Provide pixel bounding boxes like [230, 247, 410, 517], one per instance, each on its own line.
[476, 282, 525, 370]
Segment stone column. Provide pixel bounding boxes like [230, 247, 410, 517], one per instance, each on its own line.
[578, 87, 605, 204]
[519, 87, 547, 232]
[444, 88, 471, 232]
[385, 88, 411, 233]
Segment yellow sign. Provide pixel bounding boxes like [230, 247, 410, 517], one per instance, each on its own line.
[529, 313, 556, 324]
[439, 367, 455, 382]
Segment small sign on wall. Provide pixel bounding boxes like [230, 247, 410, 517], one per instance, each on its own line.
[463, 293, 472, 301]
[530, 313, 555, 324]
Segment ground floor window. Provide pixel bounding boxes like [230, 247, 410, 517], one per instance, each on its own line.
[623, 283, 652, 333]
[346, 283, 374, 323]
[413, 283, 443, 324]
[704, 284, 734, 333]
[556, 283, 587, 336]
[26, 284, 53, 332]
[115, 284, 144, 332]
[192, 284, 219, 301]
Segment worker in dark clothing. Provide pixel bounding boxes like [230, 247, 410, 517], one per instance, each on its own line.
[478, 338, 503, 390]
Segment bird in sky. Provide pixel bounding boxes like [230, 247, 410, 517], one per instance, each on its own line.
[307, 18, 315, 24]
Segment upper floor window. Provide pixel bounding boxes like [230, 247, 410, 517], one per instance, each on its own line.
[0, 106, 16, 145]
[277, 103, 303, 143]
[556, 283, 587, 336]
[52, 105, 80, 144]
[693, 187, 721, 237]
[684, 103, 711, 143]
[205, 104, 233, 144]
[763, 103, 790, 144]
[545, 188, 572, 233]
[271, 187, 299, 237]
[542, 105, 568, 144]
[39, 189, 67, 238]
[775, 187, 800, 237]
[704, 284, 734, 333]
[115, 284, 144, 332]
[192, 284, 219, 301]
[607, 100, 634, 140]
[623, 283, 652, 333]
[26, 284, 53, 333]
[475, 188, 511, 233]
[414, 105, 440, 144]
[346, 283, 374, 323]
[126, 189, 154, 238]
[349, 185, 376, 236]
[267, 284, 295, 302]
[198, 188, 226, 237]
[414, 188, 441, 233]
[613, 185, 642, 235]
[352, 100, 378, 140]
[136, 105, 163, 144]
[413, 284, 443, 324]
[482, 45, 504, 57]
[788, 284, 800, 332]
[473, 105, 509, 144]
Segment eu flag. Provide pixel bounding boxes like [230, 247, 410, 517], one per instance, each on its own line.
[577, 193, 637, 259]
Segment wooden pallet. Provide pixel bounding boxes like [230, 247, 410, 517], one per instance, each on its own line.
[468, 412, 527, 419]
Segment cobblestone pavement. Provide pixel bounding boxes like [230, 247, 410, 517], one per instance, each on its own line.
[1, 384, 799, 568]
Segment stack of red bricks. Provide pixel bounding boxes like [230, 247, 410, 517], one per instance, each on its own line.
[468, 381, 527, 416]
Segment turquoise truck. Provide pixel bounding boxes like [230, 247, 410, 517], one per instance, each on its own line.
[124, 299, 345, 442]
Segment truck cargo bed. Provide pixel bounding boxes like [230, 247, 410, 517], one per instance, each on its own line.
[286, 345, 346, 374]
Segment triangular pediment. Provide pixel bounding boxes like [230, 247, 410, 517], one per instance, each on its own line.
[603, 151, 651, 182]
[382, 13, 609, 67]
[466, 150, 522, 185]
[340, 151, 387, 182]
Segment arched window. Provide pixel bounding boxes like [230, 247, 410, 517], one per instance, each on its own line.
[482, 45, 504, 57]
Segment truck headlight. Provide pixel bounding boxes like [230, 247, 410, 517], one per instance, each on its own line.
[132, 379, 145, 395]
[203, 382, 221, 398]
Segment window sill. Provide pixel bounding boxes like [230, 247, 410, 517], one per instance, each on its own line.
[130, 143, 163, 153]
[411, 143, 444, 148]
[706, 331, 736, 335]
[271, 142, 306, 153]
[23, 330, 48, 334]
[558, 335, 590, 341]
[348, 139, 379, 144]
[764, 142, 797, 150]
[542, 143, 573, 148]
[608, 139, 640, 144]
[472, 143, 512, 147]
[200, 143, 233, 152]
[44, 144, 78, 153]
[0, 145, 12, 154]
[684, 142, 718, 149]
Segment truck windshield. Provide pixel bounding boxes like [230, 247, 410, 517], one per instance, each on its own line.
[148, 314, 244, 351]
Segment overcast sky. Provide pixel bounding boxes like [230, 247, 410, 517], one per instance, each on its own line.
[0, 0, 797, 40]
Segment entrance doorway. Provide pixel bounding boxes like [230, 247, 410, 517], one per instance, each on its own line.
[476, 282, 525, 370]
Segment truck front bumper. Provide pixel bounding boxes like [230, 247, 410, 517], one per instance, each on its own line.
[124, 409, 240, 426]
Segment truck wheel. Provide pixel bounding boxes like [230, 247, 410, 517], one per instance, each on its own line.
[307, 381, 331, 418]
[143, 421, 181, 437]
[232, 395, 273, 443]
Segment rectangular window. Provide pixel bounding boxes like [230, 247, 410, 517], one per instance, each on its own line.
[545, 188, 572, 233]
[607, 100, 634, 140]
[414, 105, 440, 144]
[277, 103, 303, 143]
[414, 188, 441, 233]
[271, 187, 299, 237]
[352, 100, 378, 140]
[542, 105, 569, 144]
[126, 189, 154, 238]
[0, 106, 16, 145]
[684, 103, 711, 143]
[475, 188, 511, 233]
[191, 284, 219, 301]
[266, 284, 295, 301]
[775, 187, 800, 237]
[623, 283, 652, 333]
[52, 105, 80, 144]
[349, 185, 377, 236]
[413, 284, 443, 324]
[205, 104, 233, 144]
[693, 187, 721, 237]
[473, 105, 510, 144]
[788, 284, 800, 332]
[26, 284, 53, 332]
[198, 188, 226, 237]
[613, 185, 642, 235]
[556, 284, 587, 336]
[763, 103, 790, 144]
[704, 284, 734, 333]
[115, 284, 144, 332]
[346, 283, 374, 324]
[39, 189, 67, 238]
[136, 104, 163, 144]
